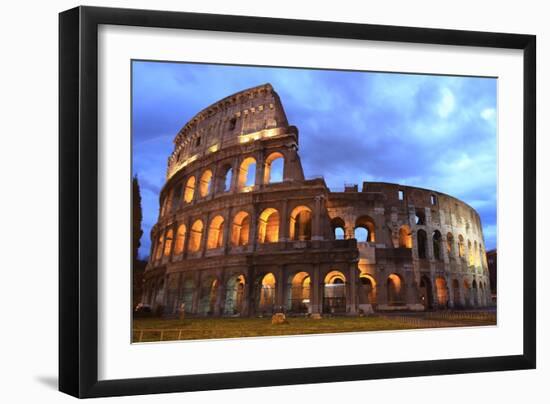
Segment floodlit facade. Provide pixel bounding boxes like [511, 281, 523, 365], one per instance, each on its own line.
[143, 83, 491, 317]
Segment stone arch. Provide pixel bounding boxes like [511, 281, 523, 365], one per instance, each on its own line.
[359, 273, 377, 305]
[289, 205, 312, 241]
[238, 157, 256, 190]
[198, 276, 219, 315]
[323, 270, 347, 314]
[173, 224, 186, 255]
[331, 217, 346, 240]
[207, 215, 225, 249]
[432, 230, 442, 260]
[354, 215, 376, 242]
[288, 271, 311, 313]
[387, 273, 404, 306]
[419, 275, 434, 309]
[163, 229, 173, 257]
[218, 163, 233, 193]
[417, 229, 428, 259]
[264, 151, 285, 184]
[154, 234, 164, 260]
[468, 240, 474, 266]
[258, 208, 279, 243]
[435, 276, 449, 307]
[458, 235, 465, 258]
[199, 169, 213, 197]
[231, 211, 250, 246]
[180, 278, 194, 313]
[183, 176, 196, 203]
[224, 274, 246, 315]
[399, 224, 412, 248]
[188, 219, 204, 252]
[446, 233, 454, 257]
[257, 273, 276, 314]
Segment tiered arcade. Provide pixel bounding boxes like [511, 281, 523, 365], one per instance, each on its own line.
[143, 83, 491, 317]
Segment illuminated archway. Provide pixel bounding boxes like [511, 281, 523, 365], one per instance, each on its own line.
[468, 240, 474, 266]
[224, 274, 246, 315]
[458, 235, 465, 258]
[257, 273, 276, 314]
[354, 216, 375, 242]
[289, 205, 312, 241]
[264, 152, 284, 183]
[446, 233, 454, 257]
[188, 220, 204, 252]
[419, 275, 433, 309]
[199, 170, 213, 197]
[154, 234, 164, 260]
[387, 273, 404, 305]
[173, 224, 186, 255]
[231, 211, 250, 246]
[359, 273, 377, 305]
[207, 215, 225, 249]
[323, 270, 347, 313]
[183, 176, 195, 203]
[238, 157, 256, 190]
[258, 208, 279, 243]
[435, 277, 449, 307]
[399, 225, 412, 248]
[288, 272, 311, 313]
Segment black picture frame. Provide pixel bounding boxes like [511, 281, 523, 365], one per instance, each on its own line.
[59, 5, 536, 398]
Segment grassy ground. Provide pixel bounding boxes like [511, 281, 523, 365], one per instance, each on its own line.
[132, 312, 496, 342]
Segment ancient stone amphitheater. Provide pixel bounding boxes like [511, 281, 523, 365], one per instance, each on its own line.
[142, 83, 491, 317]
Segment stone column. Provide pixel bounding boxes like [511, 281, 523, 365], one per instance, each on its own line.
[222, 208, 232, 254]
[191, 271, 201, 314]
[279, 199, 289, 242]
[249, 205, 258, 251]
[275, 266, 286, 312]
[214, 271, 225, 316]
[347, 263, 358, 314]
[312, 195, 323, 241]
[201, 212, 211, 257]
[311, 264, 321, 314]
[254, 151, 265, 188]
[183, 216, 192, 259]
[231, 157, 240, 192]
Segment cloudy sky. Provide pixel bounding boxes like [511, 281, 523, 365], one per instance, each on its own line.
[132, 60, 497, 259]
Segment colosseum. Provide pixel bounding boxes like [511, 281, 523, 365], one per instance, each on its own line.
[142, 83, 491, 318]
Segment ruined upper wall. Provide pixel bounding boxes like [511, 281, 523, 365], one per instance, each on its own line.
[167, 83, 289, 178]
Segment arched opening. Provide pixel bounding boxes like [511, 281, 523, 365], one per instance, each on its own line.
[331, 217, 346, 240]
[468, 240, 474, 266]
[206, 215, 225, 249]
[446, 233, 454, 257]
[417, 229, 428, 259]
[415, 209, 426, 225]
[472, 279, 479, 306]
[419, 275, 433, 309]
[231, 211, 250, 246]
[435, 277, 449, 307]
[264, 152, 284, 183]
[219, 164, 233, 193]
[288, 272, 311, 313]
[474, 241, 479, 266]
[198, 277, 218, 316]
[387, 273, 404, 306]
[458, 235, 465, 258]
[180, 278, 194, 313]
[258, 208, 279, 243]
[163, 229, 174, 256]
[354, 216, 376, 242]
[173, 224, 186, 255]
[199, 170, 213, 197]
[184, 176, 195, 203]
[188, 220, 204, 253]
[154, 234, 164, 260]
[359, 273, 377, 305]
[238, 157, 256, 190]
[224, 274, 246, 315]
[452, 279, 461, 308]
[161, 189, 174, 217]
[323, 270, 347, 314]
[432, 230, 442, 260]
[257, 273, 276, 315]
[399, 225, 412, 248]
[289, 205, 312, 241]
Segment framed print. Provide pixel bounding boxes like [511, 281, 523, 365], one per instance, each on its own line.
[59, 6, 536, 398]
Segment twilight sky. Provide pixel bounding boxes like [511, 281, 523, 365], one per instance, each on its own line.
[132, 60, 497, 259]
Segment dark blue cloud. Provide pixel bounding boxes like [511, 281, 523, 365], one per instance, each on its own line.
[132, 61, 497, 258]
